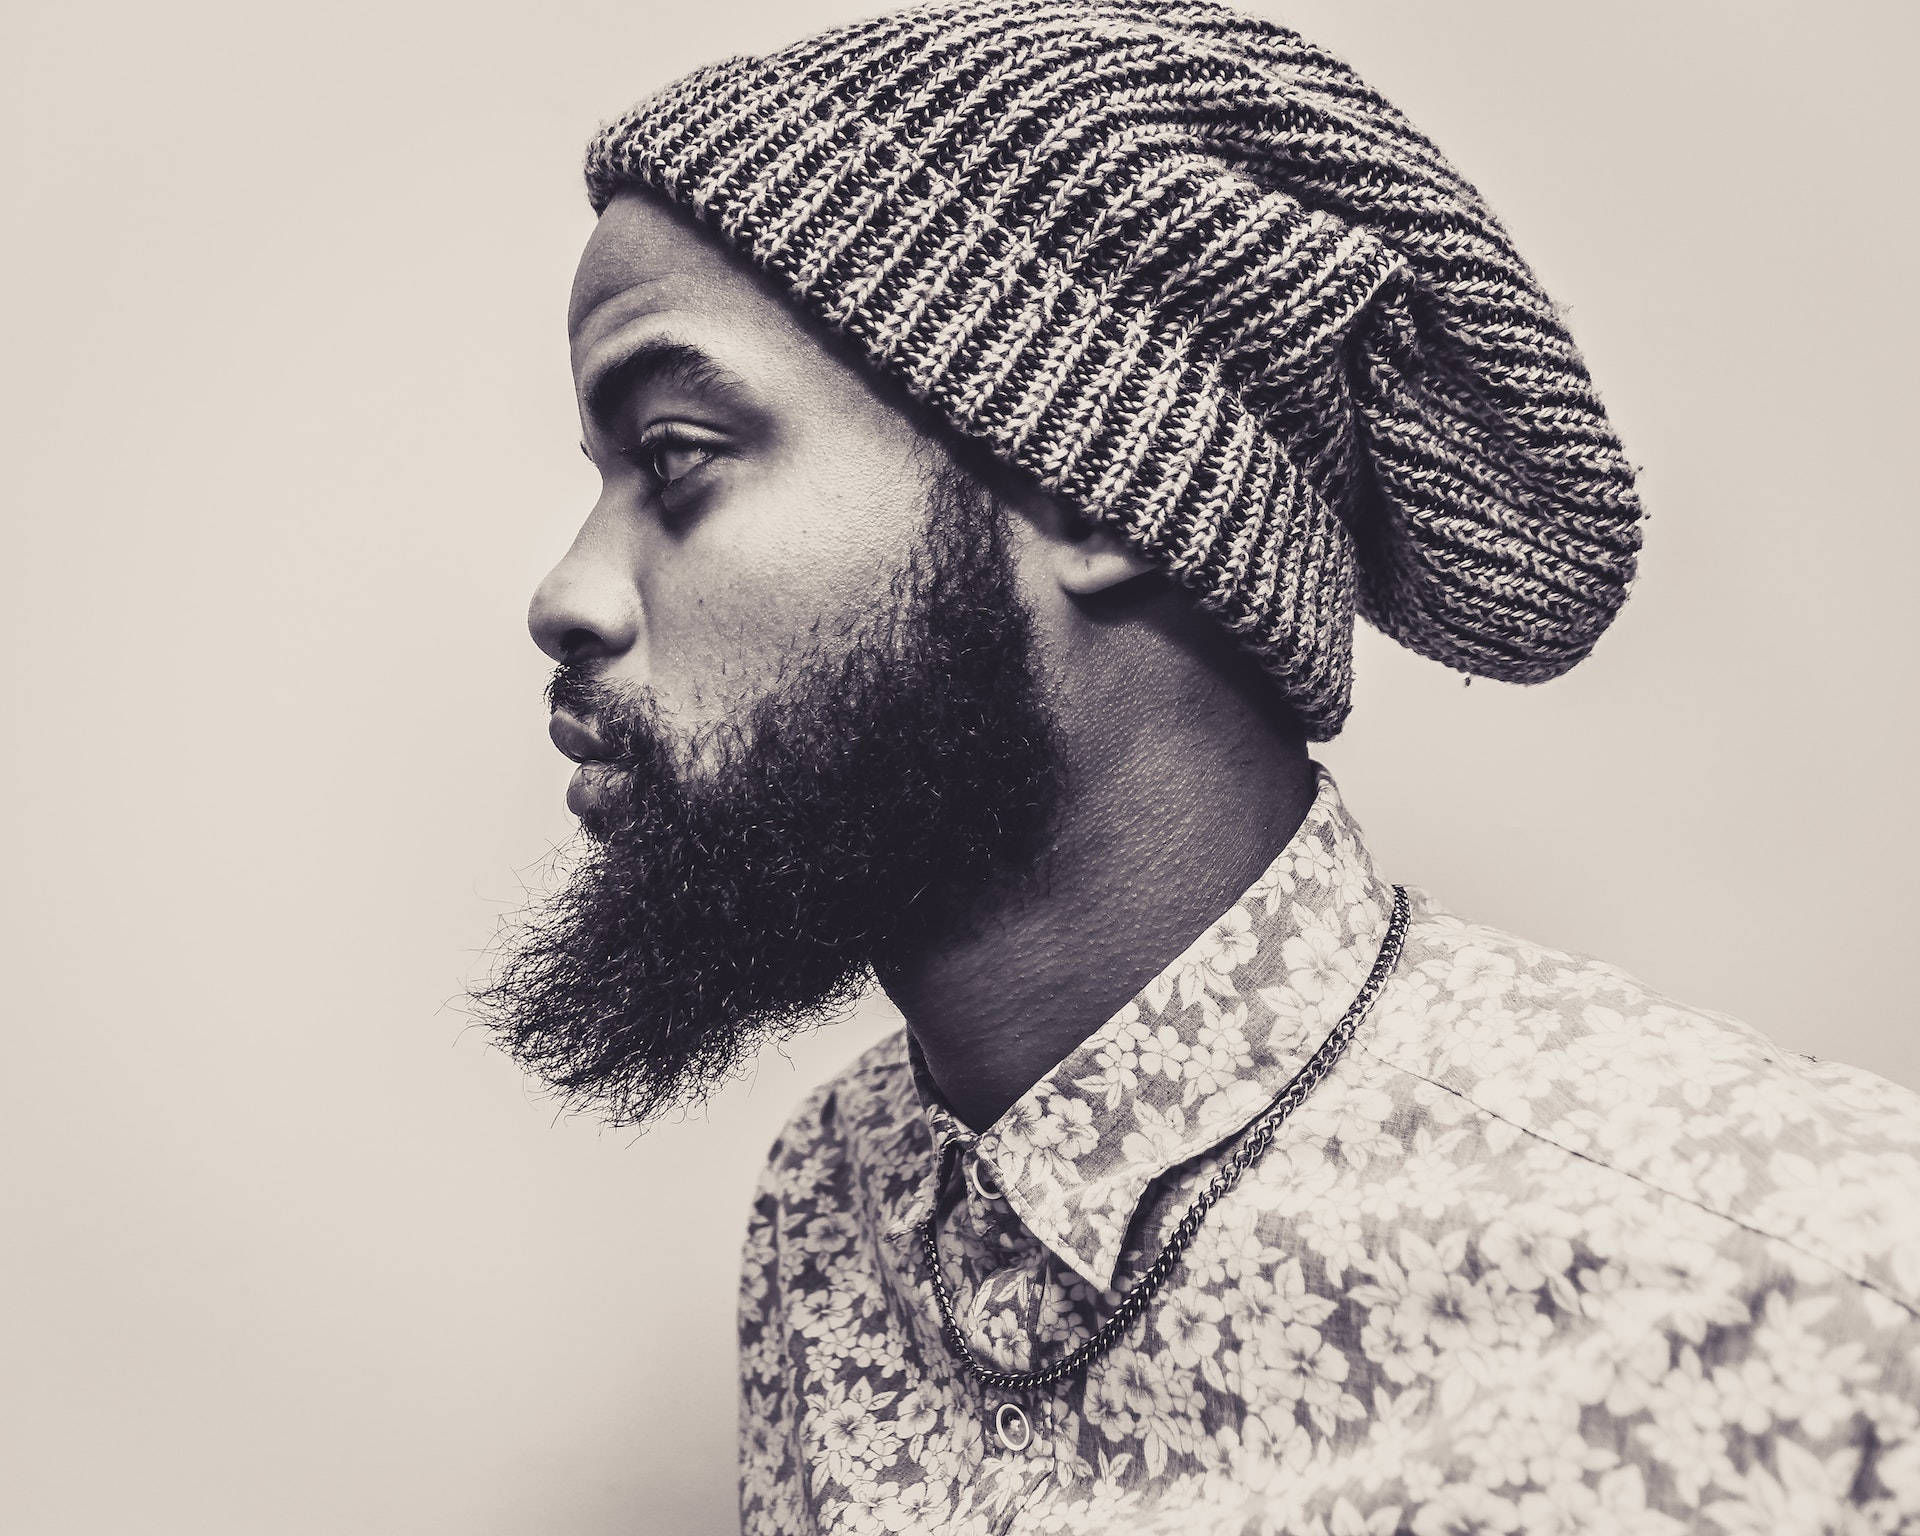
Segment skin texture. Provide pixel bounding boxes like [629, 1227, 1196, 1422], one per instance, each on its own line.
[534, 191, 1316, 1129]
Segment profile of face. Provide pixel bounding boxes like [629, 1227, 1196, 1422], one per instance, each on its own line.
[476, 192, 1076, 1127]
[539, 192, 1001, 793]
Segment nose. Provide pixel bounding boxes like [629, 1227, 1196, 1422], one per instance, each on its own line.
[527, 517, 643, 664]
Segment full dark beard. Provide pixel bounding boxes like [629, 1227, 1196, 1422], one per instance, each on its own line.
[474, 470, 1062, 1128]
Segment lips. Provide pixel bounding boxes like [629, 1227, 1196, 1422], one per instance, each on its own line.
[548, 709, 629, 820]
[548, 708, 616, 765]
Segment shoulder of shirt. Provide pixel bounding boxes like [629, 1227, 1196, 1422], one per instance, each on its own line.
[1361, 891, 1920, 1320]
[760, 1028, 916, 1172]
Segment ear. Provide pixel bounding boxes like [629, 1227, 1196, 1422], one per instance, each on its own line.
[1000, 478, 1158, 596]
[1052, 520, 1159, 596]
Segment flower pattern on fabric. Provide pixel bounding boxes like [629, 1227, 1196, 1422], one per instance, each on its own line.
[737, 770, 1920, 1535]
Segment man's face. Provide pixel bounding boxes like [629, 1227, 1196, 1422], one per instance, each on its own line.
[534, 191, 956, 799]
[478, 191, 1062, 1128]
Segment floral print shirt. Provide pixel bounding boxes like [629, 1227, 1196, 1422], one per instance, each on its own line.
[738, 770, 1920, 1535]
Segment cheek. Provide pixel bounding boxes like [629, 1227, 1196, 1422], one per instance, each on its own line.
[637, 458, 919, 729]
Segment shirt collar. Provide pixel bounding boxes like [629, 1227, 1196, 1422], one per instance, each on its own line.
[892, 766, 1393, 1292]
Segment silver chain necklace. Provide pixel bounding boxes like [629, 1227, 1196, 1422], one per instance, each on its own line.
[919, 884, 1411, 1393]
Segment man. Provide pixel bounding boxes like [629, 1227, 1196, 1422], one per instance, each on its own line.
[480, 2, 1920, 1530]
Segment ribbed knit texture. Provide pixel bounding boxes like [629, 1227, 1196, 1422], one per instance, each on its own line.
[584, 0, 1643, 739]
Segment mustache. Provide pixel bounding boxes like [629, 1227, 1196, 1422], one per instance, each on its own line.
[544, 661, 674, 772]
[546, 660, 619, 726]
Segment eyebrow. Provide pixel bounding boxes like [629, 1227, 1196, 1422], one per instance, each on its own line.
[580, 337, 755, 435]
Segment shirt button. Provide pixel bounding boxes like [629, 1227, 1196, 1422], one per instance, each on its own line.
[965, 1157, 1003, 1202]
[993, 1400, 1032, 1453]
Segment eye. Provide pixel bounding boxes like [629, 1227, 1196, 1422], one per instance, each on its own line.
[631, 429, 716, 491]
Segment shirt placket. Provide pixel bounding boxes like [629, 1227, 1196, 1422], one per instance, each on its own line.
[931, 1138, 1062, 1516]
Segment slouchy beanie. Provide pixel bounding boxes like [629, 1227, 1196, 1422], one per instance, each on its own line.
[583, 0, 1643, 739]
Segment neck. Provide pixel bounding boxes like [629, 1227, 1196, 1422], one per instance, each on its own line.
[878, 677, 1316, 1131]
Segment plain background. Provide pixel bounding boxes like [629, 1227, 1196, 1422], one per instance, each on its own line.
[5, 1, 1916, 1531]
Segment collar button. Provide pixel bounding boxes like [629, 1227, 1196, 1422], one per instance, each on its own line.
[993, 1400, 1032, 1452]
[965, 1157, 1003, 1202]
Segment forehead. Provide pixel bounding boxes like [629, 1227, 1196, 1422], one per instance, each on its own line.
[570, 192, 790, 362]
[566, 189, 931, 443]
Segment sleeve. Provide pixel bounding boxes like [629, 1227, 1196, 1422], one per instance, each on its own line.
[1848, 1307, 1920, 1533]
[736, 1139, 798, 1536]
[736, 1084, 840, 1536]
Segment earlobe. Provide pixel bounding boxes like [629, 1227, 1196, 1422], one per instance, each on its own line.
[991, 472, 1158, 597]
[1054, 524, 1159, 597]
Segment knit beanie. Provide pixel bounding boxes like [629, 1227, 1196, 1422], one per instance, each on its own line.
[583, 0, 1643, 739]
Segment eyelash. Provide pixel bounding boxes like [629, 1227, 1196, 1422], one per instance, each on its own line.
[625, 428, 715, 492]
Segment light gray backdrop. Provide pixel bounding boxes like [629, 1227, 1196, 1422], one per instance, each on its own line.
[5, 1, 1916, 1532]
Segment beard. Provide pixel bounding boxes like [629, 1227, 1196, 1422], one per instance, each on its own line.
[474, 466, 1063, 1128]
